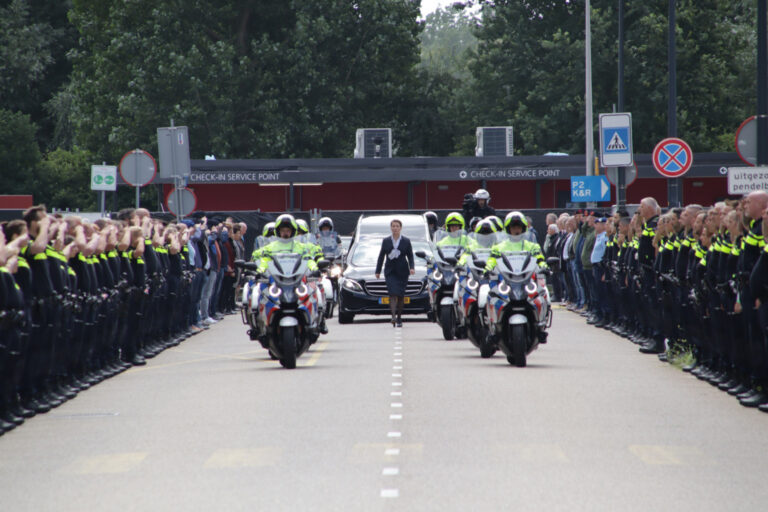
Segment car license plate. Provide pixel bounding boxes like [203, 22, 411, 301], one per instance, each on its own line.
[379, 297, 410, 304]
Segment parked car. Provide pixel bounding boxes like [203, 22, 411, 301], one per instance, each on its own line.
[339, 214, 432, 323]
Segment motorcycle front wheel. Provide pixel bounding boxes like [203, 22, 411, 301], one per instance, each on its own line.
[507, 324, 527, 367]
[440, 306, 455, 341]
[279, 326, 297, 369]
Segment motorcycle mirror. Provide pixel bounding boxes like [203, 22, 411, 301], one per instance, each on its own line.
[474, 260, 487, 268]
[415, 251, 427, 259]
[243, 262, 260, 271]
[317, 259, 331, 270]
[234, 259, 247, 269]
[444, 256, 458, 266]
[546, 257, 561, 267]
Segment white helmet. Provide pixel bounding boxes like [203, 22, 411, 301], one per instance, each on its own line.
[318, 217, 334, 231]
[474, 188, 490, 202]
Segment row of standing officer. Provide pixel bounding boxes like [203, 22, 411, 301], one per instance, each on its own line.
[575, 194, 768, 413]
[0, 205, 205, 435]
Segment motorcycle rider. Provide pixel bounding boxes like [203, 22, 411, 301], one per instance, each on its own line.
[437, 213, 471, 247]
[252, 222, 276, 260]
[317, 217, 343, 250]
[424, 211, 439, 240]
[256, 215, 318, 274]
[486, 216, 504, 235]
[468, 216, 483, 234]
[296, 218, 322, 261]
[485, 211, 548, 272]
[462, 189, 496, 225]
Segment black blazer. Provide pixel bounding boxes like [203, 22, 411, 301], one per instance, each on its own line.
[375, 235, 415, 277]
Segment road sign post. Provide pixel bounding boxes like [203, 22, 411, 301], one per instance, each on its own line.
[165, 187, 197, 218]
[119, 149, 157, 208]
[599, 113, 633, 207]
[91, 164, 117, 216]
[652, 137, 693, 206]
[570, 176, 611, 203]
[158, 123, 192, 221]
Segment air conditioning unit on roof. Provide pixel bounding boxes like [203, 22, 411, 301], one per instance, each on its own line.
[354, 128, 392, 158]
[475, 126, 514, 157]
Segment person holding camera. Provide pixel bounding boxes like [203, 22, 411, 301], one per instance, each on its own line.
[462, 189, 496, 225]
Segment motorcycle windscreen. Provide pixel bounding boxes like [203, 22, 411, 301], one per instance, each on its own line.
[499, 251, 537, 283]
[317, 233, 342, 259]
[269, 253, 305, 277]
[433, 229, 467, 262]
[468, 232, 500, 248]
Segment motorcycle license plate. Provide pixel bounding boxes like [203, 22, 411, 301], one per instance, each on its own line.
[379, 297, 410, 304]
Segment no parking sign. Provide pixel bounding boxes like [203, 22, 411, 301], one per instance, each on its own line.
[652, 138, 693, 178]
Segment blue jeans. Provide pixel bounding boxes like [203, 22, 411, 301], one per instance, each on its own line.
[200, 270, 216, 320]
[189, 270, 205, 325]
[570, 259, 586, 307]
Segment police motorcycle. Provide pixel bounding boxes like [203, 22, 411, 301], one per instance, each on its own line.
[484, 238, 551, 367]
[236, 217, 328, 369]
[316, 217, 343, 319]
[455, 220, 499, 358]
[296, 218, 332, 327]
[415, 229, 466, 340]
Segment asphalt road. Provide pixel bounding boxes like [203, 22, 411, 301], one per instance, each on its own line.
[1, 307, 767, 511]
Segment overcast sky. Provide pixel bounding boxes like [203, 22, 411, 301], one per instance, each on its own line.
[420, 0, 454, 18]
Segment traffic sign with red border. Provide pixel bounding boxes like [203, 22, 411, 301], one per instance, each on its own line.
[735, 115, 757, 166]
[165, 187, 197, 217]
[652, 138, 693, 178]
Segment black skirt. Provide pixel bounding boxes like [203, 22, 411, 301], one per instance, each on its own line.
[385, 272, 409, 296]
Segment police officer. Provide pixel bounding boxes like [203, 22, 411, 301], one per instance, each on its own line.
[637, 197, 665, 354]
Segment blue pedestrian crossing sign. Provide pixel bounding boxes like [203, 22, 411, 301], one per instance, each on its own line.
[599, 113, 633, 167]
[571, 176, 611, 203]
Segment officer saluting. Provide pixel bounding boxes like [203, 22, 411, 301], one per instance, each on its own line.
[637, 197, 665, 354]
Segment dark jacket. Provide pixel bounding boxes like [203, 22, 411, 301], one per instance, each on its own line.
[375, 236, 415, 277]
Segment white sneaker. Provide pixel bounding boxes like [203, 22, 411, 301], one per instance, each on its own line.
[204, 317, 218, 325]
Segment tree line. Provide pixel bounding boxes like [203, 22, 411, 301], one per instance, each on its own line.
[0, 0, 757, 210]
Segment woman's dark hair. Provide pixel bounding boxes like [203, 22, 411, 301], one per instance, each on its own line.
[390, 219, 402, 228]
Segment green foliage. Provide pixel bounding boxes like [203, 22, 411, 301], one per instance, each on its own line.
[0, 0, 77, 150]
[63, 0, 425, 160]
[468, 0, 756, 155]
[33, 146, 97, 210]
[0, 108, 41, 195]
[420, 5, 479, 81]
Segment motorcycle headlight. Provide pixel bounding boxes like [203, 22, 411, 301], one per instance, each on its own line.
[295, 283, 309, 298]
[343, 279, 363, 292]
[525, 281, 537, 294]
[331, 266, 343, 278]
[467, 278, 479, 290]
[269, 284, 283, 298]
[433, 270, 443, 281]
[498, 282, 511, 295]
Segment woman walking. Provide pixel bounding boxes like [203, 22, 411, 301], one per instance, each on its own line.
[375, 219, 415, 327]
